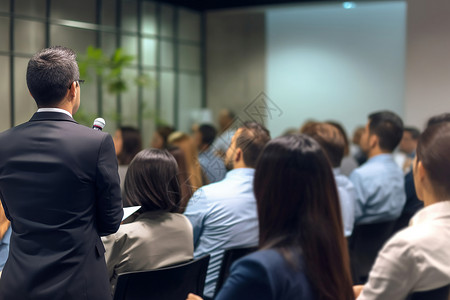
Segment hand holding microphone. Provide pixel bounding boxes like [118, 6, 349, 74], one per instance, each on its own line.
[92, 118, 106, 131]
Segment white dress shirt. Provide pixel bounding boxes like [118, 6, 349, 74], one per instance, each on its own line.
[37, 108, 73, 118]
[358, 201, 450, 300]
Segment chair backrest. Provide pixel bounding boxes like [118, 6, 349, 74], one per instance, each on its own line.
[408, 284, 450, 300]
[214, 246, 258, 296]
[113, 255, 210, 300]
[349, 220, 396, 284]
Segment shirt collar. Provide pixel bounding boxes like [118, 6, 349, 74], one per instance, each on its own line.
[37, 108, 73, 118]
[410, 201, 450, 226]
[366, 153, 394, 164]
[226, 168, 255, 178]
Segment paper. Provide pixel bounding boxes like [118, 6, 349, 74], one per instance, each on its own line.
[122, 206, 141, 221]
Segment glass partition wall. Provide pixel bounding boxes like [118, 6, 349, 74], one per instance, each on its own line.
[0, 0, 204, 144]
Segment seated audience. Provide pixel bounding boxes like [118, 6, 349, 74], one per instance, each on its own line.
[394, 127, 420, 173]
[102, 149, 193, 290]
[167, 146, 194, 212]
[351, 126, 367, 166]
[184, 122, 270, 299]
[212, 109, 236, 157]
[327, 121, 359, 176]
[302, 123, 356, 237]
[151, 125, 174, 149]
[187, 134, 354, 300]
[354, 121, 450, 299]
[169, 131, 207, 190]
[394, 114, 450, 232]
[350, 111, 406, 225]
[113, 126, 142, 191]
[194, 124, 227, 183]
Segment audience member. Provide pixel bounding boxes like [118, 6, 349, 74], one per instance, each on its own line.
[151, 125, 174, 149]
[0, 202, 10, 271]
[103, 149, 193, 290]
[212, 109, 236, 157]
[167, 146, 194, 212]
[354, 121, 450, 299]
[394, 114, 450, 232]
[281, 127, 299, 136]
[326, 121, 359, 176]
[113, 126, 142, 190]
[351, 126, 367, 165]
[194, 124, 227, 183]
[394, 127, 420, 173]
[169, 131, 207, 189]
[184, 122, 270, 299]
[302, 123, 356, 237]
[350, 111, 406, 225]
[187, 134, 353, 300]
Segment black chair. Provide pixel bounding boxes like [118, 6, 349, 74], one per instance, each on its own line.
[407, 284, 450, 300]
[113, 255, 210, 300]
[349, 220, 396, 284]
[214, 246, 258, 297]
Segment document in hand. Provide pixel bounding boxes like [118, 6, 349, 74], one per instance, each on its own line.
[122, 206, 141, 221]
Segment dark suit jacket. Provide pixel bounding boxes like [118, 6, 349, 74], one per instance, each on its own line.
[215, 249, 315, 300]
[0, 112, 123, 300]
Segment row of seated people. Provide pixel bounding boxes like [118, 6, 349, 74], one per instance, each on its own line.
[101, 111, 450, 300]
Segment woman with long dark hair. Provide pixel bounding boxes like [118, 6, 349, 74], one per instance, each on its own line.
[102, 149, 193, 291]
[188, 134, 353, 300]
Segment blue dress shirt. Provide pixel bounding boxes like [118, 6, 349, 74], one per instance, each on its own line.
[215, 249, 315, 300]
[0, 226, 11, 271]
[350, 154, 406, 225]
[198, 148, 227, 183]
[184, 168, 258, 298]
[334, 168, 356, 237]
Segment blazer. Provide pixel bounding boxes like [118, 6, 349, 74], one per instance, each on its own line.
[215, 249, 315, 300]
[102, 210, 194, 290]
[0, 112, 123, 300]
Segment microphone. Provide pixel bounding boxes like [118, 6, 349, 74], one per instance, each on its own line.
[92, 118, 106, 131]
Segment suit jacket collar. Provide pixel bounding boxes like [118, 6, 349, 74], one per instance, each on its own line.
[29, 111, 78, 124]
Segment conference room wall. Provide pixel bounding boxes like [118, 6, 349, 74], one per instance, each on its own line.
[0, 0, 203, 146]
[266, 1, 407, 137]
[404, 0, 450, 130]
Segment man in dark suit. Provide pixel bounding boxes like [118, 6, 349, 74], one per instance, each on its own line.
[0, 46, 123, 299]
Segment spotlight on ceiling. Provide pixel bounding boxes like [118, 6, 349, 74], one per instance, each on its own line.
[343, 2, 356, 9]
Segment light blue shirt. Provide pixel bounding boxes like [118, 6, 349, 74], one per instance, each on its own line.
[350, 154, 406, 225]
[334, 168, 356, 237]
[198, 148, 227, 183]
[184, 168, 258, 298]
[0, 226, 11, 271]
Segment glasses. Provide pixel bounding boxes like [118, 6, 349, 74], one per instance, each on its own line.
[68, 79, 85, 89]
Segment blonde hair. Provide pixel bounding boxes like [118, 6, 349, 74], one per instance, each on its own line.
[168, 132, 205, 190]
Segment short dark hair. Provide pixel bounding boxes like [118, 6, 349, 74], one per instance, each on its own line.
[124, 149, 181, 213]
[427, 113, 450, 128]
[404, 127, 420, 140]
[302, 123, 345, 168]
[368, 111, 404, 152]
[117, 126, 142, 165]
[235, 122, 271, 168]
[198, 124, 217, 146]
[254, 134, 353, 300]
[416, 122, 450, 198]
[27, 46, 80, 107]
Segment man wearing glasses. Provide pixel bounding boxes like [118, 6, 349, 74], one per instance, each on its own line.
[0, 46, 123, 299]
